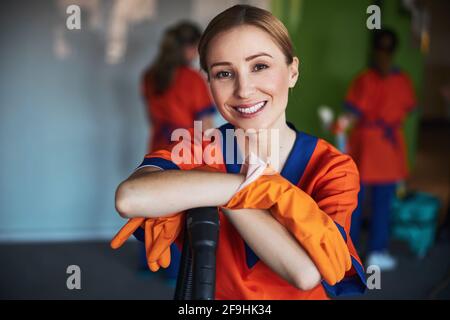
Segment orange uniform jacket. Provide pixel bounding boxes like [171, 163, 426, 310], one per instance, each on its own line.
[141, 66, 216, 151]
[345, 68, 416, 183]
[134, 122, 366, 299]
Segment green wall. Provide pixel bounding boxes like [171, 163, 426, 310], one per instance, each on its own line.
[381, 0, 423, 169]
[272, 0, 423, 168]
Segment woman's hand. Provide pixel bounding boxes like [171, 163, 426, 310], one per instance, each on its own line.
[222, 172, 352, 285]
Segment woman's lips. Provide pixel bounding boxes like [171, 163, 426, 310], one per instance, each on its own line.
[231, 101, 267, 118]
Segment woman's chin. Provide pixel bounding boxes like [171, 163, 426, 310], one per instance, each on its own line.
[232, 118, 271, 131]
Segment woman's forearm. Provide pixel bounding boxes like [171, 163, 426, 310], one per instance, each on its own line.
[116, 168, 245, 218]
[222, 208, 322, 291]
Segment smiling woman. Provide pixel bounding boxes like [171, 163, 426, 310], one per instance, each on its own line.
[200, 17, 298, 132]
[113, 4, 366, 300]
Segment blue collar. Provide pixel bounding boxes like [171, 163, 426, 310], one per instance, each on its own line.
[218, 123, 242, 174]
[218, 122, 318, 186]
[282, 122, 318, 185]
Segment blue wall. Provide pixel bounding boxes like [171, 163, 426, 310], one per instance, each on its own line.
[0, 0, 197, 241]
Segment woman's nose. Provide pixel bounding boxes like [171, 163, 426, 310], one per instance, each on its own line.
[234, 73, 255, 99]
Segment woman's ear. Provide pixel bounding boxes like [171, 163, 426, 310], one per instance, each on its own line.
[288, 57, 300, 88]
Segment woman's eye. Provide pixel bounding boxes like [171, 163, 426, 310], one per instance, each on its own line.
[214, 71, 232, 79]
[253, 63, 269, 72]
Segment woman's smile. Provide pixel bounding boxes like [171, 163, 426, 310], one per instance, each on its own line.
[229, 100, 268, 118]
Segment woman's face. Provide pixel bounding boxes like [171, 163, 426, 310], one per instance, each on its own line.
[206, 25, 299, 131]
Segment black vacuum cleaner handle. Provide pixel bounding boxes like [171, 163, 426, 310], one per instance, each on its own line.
[174, 207, 219, 300]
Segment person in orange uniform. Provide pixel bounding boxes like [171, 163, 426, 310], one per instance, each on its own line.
[139, 21, 216, 278]
[343, 29, 417, 270]
[141, 21, 216, 151]
[114, 5, 366, 299]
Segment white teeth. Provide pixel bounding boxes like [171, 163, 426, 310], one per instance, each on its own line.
[236, 101, 266, 114]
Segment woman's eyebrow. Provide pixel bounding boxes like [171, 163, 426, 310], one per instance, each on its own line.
[245, 52, 273, 61]
[209, 53, 273, 70]
[210, 61, 231, 69]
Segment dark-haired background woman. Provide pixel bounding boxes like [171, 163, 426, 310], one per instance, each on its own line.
[141, 21, 216, 152]
[139, 21, 216, 280]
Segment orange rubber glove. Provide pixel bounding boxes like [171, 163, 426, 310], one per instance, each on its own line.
[111, 214, 184, 272]
[223, 168, 352, 285]
[110, 164, 219, 271]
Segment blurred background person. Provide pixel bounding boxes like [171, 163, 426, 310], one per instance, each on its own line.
[141, 20, 216, 152]
[139, 21, 216, 281]
[342, 29, 417, 271]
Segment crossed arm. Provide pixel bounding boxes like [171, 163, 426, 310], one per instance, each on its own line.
[115, 166, 322, 290]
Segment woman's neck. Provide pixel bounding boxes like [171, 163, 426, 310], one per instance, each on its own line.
[237, 118, 297, 172]
[269, 121, 297, 172]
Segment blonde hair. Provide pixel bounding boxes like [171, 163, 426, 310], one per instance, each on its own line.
[198, 5, 294, 74]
